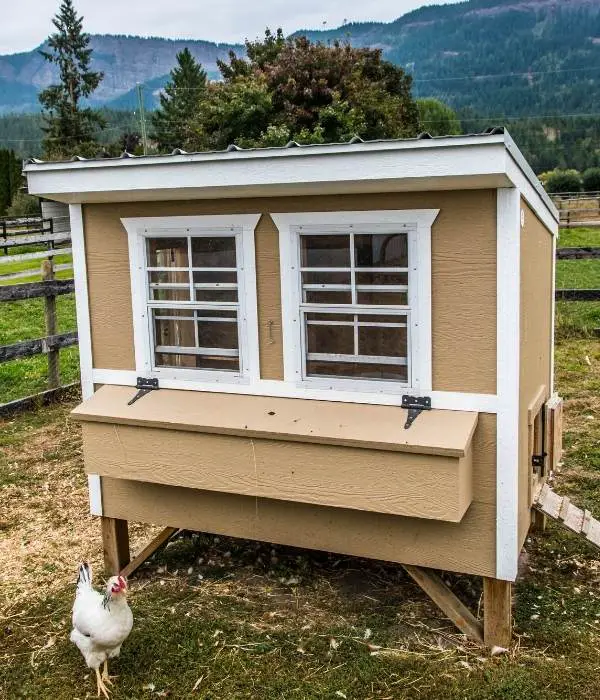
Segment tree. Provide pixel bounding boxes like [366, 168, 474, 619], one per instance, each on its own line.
[544, 169, 582, 194]
[0, 149, 22, 216]
[187, 30, 419, 151]
[582, 168, 600, 193]
[39, 0, 104, 160]
[7, 192, 40, 218]
[417, 98, 461, 136]
[151, 48, 207, 152]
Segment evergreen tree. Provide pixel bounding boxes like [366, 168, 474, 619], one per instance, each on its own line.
[39, 0, 104, 159]
[0, 149, 22, 216]
[151, 48, 207, 152]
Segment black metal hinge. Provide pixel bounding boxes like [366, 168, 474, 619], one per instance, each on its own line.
[402, 395, 432, 429]
[532, 453, 547, 469]
[127, 377, 159, 405]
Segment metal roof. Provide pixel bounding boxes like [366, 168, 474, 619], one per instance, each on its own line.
[25, 128, 507, 165]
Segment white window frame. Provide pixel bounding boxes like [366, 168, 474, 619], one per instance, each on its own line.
[122, 214, 261, 386]
[272, 210, 439, 397]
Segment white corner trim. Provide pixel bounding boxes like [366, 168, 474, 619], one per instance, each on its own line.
[272, 209, 438, 397]
[121, 213, 261, 384]
[69, 204, 94, 400]
[91, 367, 497, 413]
[505, 154, 559, 235]
[496, 188, 521, 581]
[550, 232, 556, 394]
[87, 474, 103, 515]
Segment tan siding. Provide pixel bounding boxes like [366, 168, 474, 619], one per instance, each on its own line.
[518, 199, 554, 547]
[89, 411, 496, 575]
[83, 190, 497, 391]
[101, 478, 496, 577]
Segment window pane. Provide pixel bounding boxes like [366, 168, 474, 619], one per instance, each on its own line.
[302, 271, 351, 285]
[354, 233, 407, 267]
[153, 308, 195, 347]
[356, 290, 408, 305]
[155, 352, 239, 372]
[197, 316, 239, 350]
[301, 235, 350, 267]
[358, 325, 407, 358]
[356, 271, 408, 286]
[306, 320, 354, 355]
[195, 289, 238, 302]
[147, 237, 188, 267]
[304, 290, 352, 304]
[306, 360, 407, 381]
[148, 271, 190, 301]
[191, 236, 236, 267]
[193, 271, 237, 285]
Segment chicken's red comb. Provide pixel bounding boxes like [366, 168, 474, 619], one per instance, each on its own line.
[118, 575, 126, 589]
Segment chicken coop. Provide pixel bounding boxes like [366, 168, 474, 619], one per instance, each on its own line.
[25, 129, 562, 648]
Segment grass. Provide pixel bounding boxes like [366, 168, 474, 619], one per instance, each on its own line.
[2, 336, 600, 699]
[2, 227, 600, 697]
[558, 226, 600, 248]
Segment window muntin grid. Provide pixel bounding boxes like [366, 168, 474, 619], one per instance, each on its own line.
[298, 231, 410, 383]
[144, 233, 242, 373]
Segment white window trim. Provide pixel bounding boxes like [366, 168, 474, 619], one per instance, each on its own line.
[272, 210, 438, 398]
[122, 214, 261, 386]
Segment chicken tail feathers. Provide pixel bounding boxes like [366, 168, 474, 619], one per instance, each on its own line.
[76, 562, 93, 592]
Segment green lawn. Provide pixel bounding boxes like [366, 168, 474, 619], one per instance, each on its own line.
[558, 226, 600, 248]
[0, 267, 78, 403]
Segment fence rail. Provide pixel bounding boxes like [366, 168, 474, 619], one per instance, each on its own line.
[1, 215, 77, 413]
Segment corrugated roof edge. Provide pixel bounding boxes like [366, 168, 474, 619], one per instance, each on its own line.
[24, 128, 506, 166]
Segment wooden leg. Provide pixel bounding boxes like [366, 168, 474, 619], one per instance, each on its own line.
[101, 517, 130, 576]
[483, 577, 512, 648]
[531, 509, 547, 532]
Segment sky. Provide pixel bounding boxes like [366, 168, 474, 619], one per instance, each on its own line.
[1, 0, 459, 54]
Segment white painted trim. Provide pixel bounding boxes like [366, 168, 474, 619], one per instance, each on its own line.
[495, 188, 521, 581]
[505, 152, 559, 234]
[87, 474, 103, 516]
[121, 214, 261, 385]
[550, 231, 556, 394]
[272, 210, 437, 398]
[89, 373, 498, 414]
[69, 204, 94, 399]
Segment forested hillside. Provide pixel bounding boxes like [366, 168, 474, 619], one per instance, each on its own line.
[1, 0, 600, 171]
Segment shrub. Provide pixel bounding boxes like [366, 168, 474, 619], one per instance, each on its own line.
[582, 167, 600, 192]
[7, 191, 41, 217]
[544, 169, 582, 194]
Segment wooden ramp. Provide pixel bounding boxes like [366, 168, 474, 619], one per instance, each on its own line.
[534, 484, 600, 549]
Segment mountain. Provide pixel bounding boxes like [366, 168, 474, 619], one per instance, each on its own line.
[0, 35, 241, 113]
[1, 0, 600, 118]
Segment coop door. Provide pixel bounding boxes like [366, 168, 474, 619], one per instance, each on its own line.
[529, 394, 563, 504]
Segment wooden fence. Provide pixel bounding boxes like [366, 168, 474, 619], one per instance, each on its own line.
[0, 216, 78, 416]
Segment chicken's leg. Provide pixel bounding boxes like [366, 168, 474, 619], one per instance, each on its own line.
[95, 666, 111, 698]
[102, 660, 115, 685]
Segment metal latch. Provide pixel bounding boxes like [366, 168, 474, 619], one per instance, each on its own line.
[401, 395, 432, 429]
[127, 377, 159, 405]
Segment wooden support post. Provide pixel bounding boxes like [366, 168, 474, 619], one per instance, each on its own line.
[531, 509, 547, 532]
[483, 577, 512, 649]
[101, 517, 130, 576]
[120, 526, 179, 579]
[41, 259, 59, 389]
[403, 564, 484, 645]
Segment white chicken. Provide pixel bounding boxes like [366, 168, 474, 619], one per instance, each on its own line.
[70, 563, 133, 698]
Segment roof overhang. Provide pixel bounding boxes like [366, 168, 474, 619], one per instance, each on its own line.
[24, 132, 559, 233]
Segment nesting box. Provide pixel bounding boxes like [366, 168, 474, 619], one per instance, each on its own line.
[25, 130, 559, 645]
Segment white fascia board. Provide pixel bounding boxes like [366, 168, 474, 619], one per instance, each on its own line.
[26, 141, 508, 201]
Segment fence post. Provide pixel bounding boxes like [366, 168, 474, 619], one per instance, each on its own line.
[2, 220, 6, 256]
[41, 258, 60, 389]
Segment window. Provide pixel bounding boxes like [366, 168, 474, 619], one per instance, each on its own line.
[273, 210, 438, 396]
[123, 214, 261, 384]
